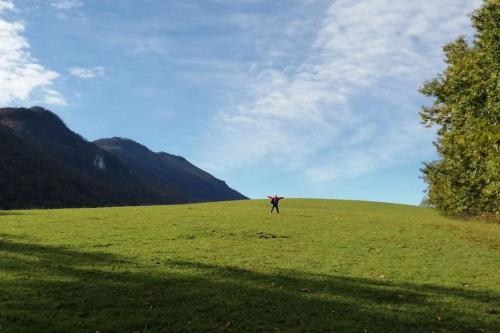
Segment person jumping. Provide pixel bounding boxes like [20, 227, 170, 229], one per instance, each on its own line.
[268, 195, 284, 214]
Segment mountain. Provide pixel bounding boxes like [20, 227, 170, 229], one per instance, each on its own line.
[0, 107, 246, 209]
[0, 106, 131, 180]
[95, 137, 247, 202]
[0, 106, 185, 206]
[0, 123, 114, 209]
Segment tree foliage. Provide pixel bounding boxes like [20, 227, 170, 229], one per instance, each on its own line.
[419, 0, 500, 218]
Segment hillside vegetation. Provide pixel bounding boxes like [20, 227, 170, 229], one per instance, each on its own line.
[0, 199, 498, 332]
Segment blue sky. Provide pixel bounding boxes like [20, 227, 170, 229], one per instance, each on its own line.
[0, 0, 482, 204]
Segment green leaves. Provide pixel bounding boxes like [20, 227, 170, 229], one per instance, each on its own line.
[420, 0, 500, 219]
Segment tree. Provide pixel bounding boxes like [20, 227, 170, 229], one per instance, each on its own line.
[419, 0, 499, 219]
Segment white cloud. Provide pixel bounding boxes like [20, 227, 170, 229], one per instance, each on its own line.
[0, 0, 13, 12]
[51, 0, 83, 10]
[131, 37, 168, 55]
[40, 88, 67, 106]
[0, 1, 65, 106]
[203, 0, 481, 182]
[68, 66, 105, 79]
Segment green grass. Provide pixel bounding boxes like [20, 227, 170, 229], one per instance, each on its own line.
[0, 199, 499, 332]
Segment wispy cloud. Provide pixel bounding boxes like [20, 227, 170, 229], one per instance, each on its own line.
[203, 0, 481, 182]
[51, 0, 83, 10]
[40, 88, 67, 106]
[68, 66, 105, 79]
[0, 0, 65, 106]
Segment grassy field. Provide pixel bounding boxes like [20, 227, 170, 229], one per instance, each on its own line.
[0, 199, 499, 332]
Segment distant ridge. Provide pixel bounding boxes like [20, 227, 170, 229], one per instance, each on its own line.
[95, 137, 246, 202]
[0, 107, 247, 209]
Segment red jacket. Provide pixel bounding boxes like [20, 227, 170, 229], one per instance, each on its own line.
[268, 195, 283, 204]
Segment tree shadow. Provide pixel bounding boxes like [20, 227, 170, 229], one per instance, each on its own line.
[0, 235, 498, 333]
[0, 211, 30, 216]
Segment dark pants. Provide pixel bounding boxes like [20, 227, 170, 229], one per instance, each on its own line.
[271, 204, 279, 213]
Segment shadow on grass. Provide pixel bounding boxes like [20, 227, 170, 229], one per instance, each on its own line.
[0, 235, 498, 333]
[0, 211, 29, 216]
